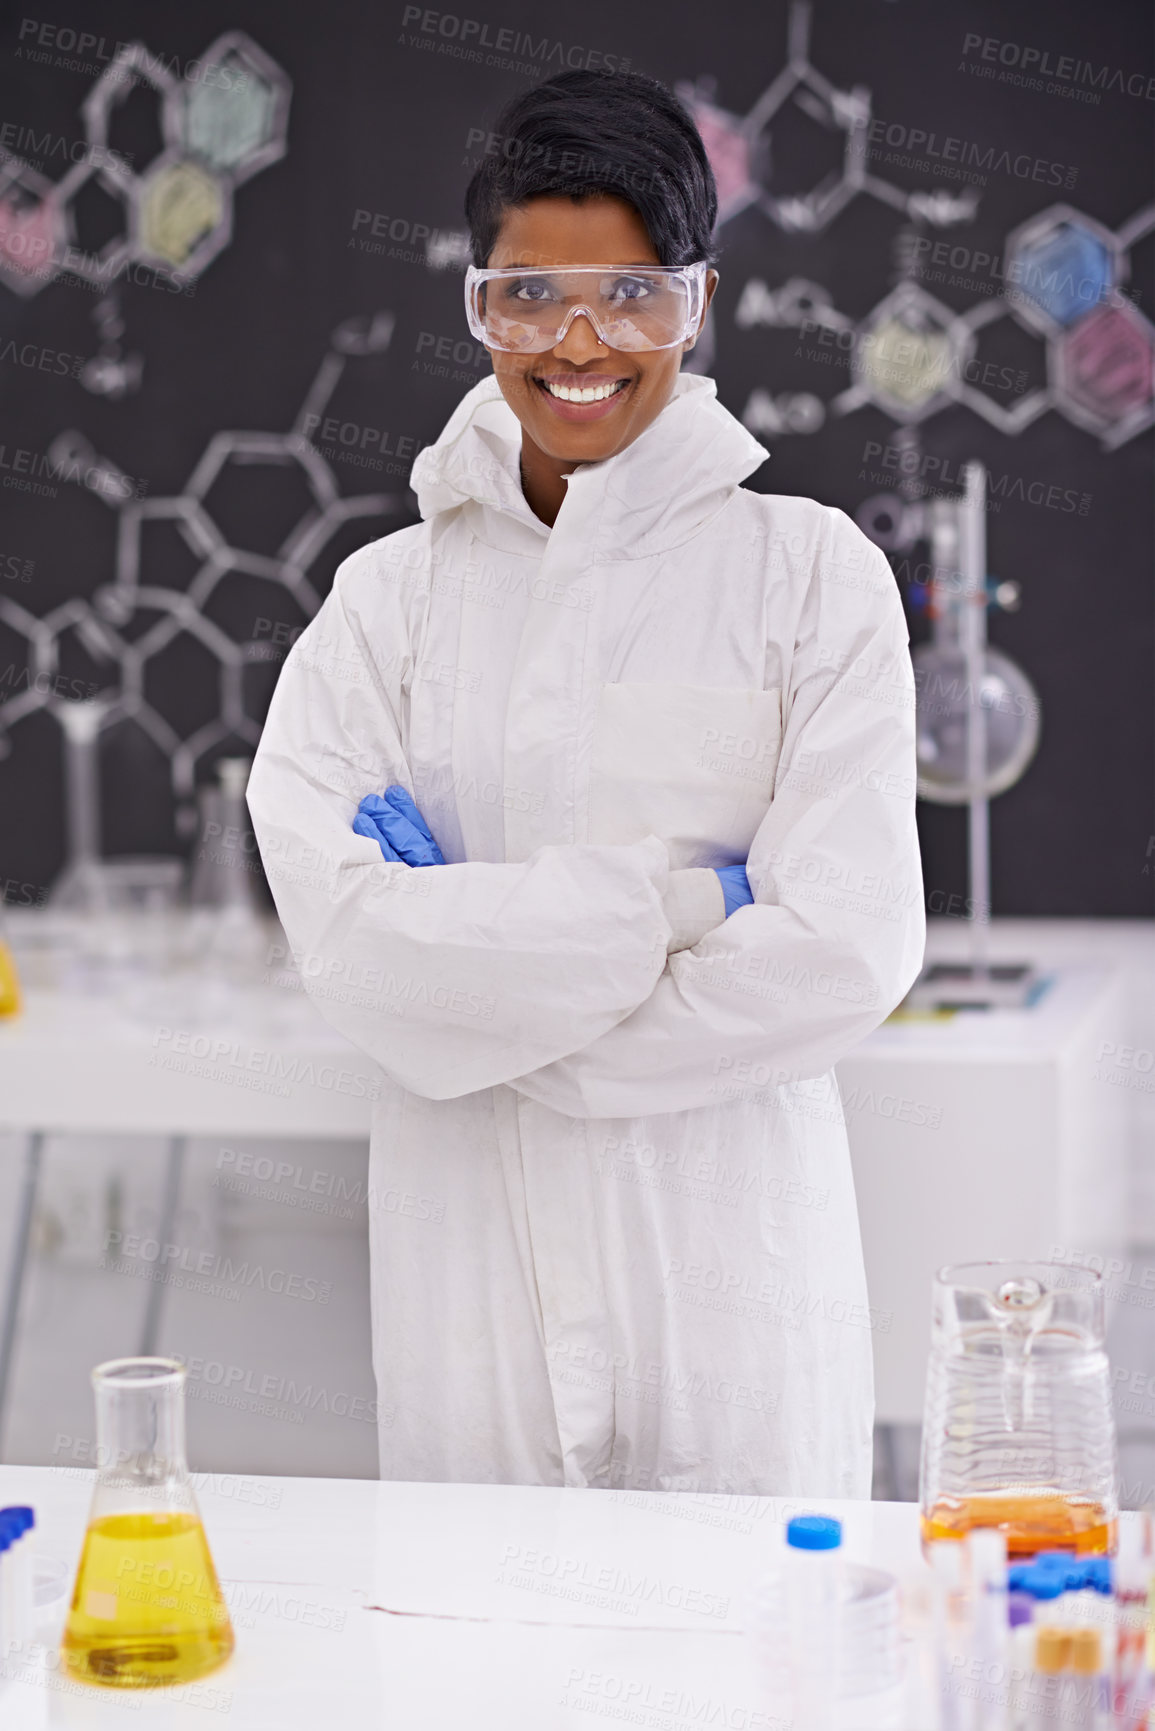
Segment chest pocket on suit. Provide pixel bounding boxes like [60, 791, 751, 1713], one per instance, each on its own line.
[588, 682, 782, 868]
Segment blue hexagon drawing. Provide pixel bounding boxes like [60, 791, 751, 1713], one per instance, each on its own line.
[1006, 210, 1116, 331]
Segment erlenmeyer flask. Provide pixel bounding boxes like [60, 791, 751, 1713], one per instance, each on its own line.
[62, 1358, 234, 1687]
[919, 1261, 1118, 1560]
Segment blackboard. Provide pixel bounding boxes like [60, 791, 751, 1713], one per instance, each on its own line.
[0, 0, 1151, 917]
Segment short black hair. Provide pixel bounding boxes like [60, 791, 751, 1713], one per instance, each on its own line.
[464, 69, 718, 269]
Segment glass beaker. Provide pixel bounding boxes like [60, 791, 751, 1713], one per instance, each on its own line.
[61, 1358, 234, 1687]
[919, 1260, 1118, 1560]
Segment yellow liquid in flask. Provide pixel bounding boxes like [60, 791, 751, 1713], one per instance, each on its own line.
[62, 1511, 234, 1688]
[0, 938, 21, 1017]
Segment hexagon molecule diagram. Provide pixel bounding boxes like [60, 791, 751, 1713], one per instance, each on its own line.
[735, 200, 1155, 449]
[0, 31, 290, 295]
[670, 0, 1155, 451]
[1003, 203, 1155, 448]
[676, 0, 978, 234]
[0, 314, 403, 820]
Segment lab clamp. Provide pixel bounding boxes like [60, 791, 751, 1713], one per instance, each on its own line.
[860, 462, 1042, 1011]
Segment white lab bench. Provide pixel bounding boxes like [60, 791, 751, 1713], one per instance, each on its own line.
[0, 913, 1148, 1455]
[2, 1462, 1148, 1729]
[839, 946, 1133, 1425]
[0, 1464, 937, 1729]
[0, 913, 375, 1449]
[0, 924, 374, 1141]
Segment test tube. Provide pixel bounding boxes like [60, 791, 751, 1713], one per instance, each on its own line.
[7, 1509, 33, 1647]
[0, 1509, 30, 1650]
[0, 1512, 24, 1653]
[931, 1539, 965, 1731]
[1068, 1628, 1105, 1731]
[0, 1520, 9, 1654]
[968, 1527, 1009, 1731]
[1009, 1615, 1036, 1731]
[785, 1515, 842, 1731]
[1141, 1528, 1155, 1731]
[1028, 1572, 1067, 1625]
[1031, 1626, 1070, 1731]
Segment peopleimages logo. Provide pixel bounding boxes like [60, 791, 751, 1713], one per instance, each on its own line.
[0, 440, 147, 500]
[102, 1231, 333, 1304]
[496, 1543, 728, 1619]
[181, 1356, 380, 1424]
[398, 7, 630, 75]
[149, 1026, 382, 1100]
[865, 117, 1077, 189]
[960, 31, 1155, 102]
[860, 441, 1092, 517]
[0, 119, 131, 174]
[15, 21, 252, 89]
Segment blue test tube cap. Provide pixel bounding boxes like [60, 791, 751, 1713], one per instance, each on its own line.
[786, 1515, 843, 1551]
[1008, 1562, 1068, 1590]
[1085, 1558, 1112, 1594]
[2, 1506, 32, 1536]
[1016, 1568, 1065, 1600]
[1033, 1551, 1087, 1589]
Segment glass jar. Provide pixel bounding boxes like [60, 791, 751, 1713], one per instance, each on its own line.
[919, 1261, 1118, 1559]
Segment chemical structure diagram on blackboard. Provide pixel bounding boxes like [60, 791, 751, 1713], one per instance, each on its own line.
[730, 203, 1155, 449]
[425, 2, 1155, 450]
[0, 30, 291, 396]
[668, 2, 1155, 449]
[674, 1, 979, 235]
[0, 314, 401, 827]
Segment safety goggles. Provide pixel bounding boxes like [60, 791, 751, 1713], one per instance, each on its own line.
[464, 261, 708, 354]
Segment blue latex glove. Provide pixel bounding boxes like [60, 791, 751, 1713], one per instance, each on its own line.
[353, 786, 446, 866]
[714, 863, 754, 918]
[352, 809, 404, 861]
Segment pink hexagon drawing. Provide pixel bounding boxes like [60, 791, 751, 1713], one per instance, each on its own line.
[0, 165, 63, 294]
[1056, 302, 1155, 426]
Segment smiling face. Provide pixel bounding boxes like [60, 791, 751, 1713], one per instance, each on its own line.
[484, 194, 717, 488]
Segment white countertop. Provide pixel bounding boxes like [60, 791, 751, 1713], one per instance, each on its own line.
[0, 1464, 936, 1728]
[0, 912, 375, 1137]
[1, 912, 1149, 1137]
[850, 961, 1118, 1060]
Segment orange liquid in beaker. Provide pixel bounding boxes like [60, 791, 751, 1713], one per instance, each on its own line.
[920, 1493, 1116, 1559]
[62, 1511, 234, 1688]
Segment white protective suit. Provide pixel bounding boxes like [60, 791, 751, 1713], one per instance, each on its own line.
[248, 371, 925, 1497]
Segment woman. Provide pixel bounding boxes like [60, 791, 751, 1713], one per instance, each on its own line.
[248, 69, 924, 1497]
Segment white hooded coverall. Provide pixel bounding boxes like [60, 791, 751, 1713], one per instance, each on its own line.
[247, 371, 925, 1497]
